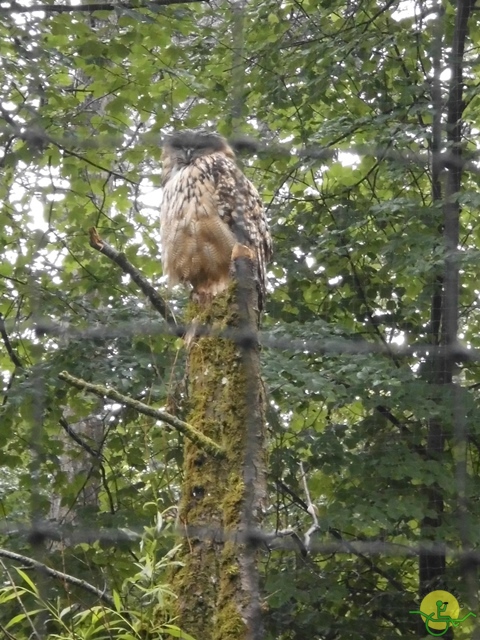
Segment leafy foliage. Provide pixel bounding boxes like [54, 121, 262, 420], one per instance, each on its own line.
[0, 521, 190, 639]
[1, 0, 480, 638]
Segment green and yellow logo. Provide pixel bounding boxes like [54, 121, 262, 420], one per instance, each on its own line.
[409, 590, 476, 636]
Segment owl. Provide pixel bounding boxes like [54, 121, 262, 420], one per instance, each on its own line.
[159, 130, 272, 310]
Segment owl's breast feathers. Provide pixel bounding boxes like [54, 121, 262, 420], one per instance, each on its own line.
[160, 152, 272, 307]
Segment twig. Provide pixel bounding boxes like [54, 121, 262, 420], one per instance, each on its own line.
[0, 549, 115, 608]
[58, 416, 104, 460]
[89, 227, 177, 326]
[0, 622, 17, 640]
[0, 313, 23, 369]
[58, 370, 224, 457]
[299, 461, 320, 553]
[57, 144, 138, 185]
[0, 313, 25, 406]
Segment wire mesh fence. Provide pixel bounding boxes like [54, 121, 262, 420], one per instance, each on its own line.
[2, 0, 480, 637]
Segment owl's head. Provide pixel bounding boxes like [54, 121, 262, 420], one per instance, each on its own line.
[162, 129, 235, 170]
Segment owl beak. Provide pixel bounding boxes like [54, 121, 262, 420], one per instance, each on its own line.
[184, 148, 193, 163]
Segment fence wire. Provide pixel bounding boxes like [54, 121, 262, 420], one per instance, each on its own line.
[1, 0, 480, 637]
[3, 119, 480, 174]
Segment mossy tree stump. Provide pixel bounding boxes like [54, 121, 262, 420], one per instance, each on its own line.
[172, 258, 267, 640]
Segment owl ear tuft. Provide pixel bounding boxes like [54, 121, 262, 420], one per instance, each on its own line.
[229, 136, 262, 155]
[164, 130, 230, 153]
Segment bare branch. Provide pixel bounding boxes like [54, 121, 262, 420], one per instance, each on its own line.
[58, 416, 104, 460]
[0, 313, 23, 370]
[0, 549, 115, 608]
[299, 461, 320, 552]
[89, 227, 177, 326]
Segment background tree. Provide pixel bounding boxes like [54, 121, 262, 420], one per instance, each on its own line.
[1, 0, 480, 638]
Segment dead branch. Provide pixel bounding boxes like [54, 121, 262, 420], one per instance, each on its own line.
[89, 226, 177, 326]
[0, 549, 115, 608]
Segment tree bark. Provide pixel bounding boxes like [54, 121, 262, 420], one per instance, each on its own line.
[172, 254, 267, 640]
[419, 0, 474, 624]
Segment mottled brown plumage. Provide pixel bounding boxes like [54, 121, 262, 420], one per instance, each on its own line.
[159, 130, 272, 309]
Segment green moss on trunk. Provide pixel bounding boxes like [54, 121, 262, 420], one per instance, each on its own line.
[172, 282, 266, 640]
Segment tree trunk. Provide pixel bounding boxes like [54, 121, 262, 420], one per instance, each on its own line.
[172, 255, 267, 640]
[419, 0, 475, 629]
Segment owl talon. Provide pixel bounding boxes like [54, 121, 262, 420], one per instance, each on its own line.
[231, 243, 255, 262]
